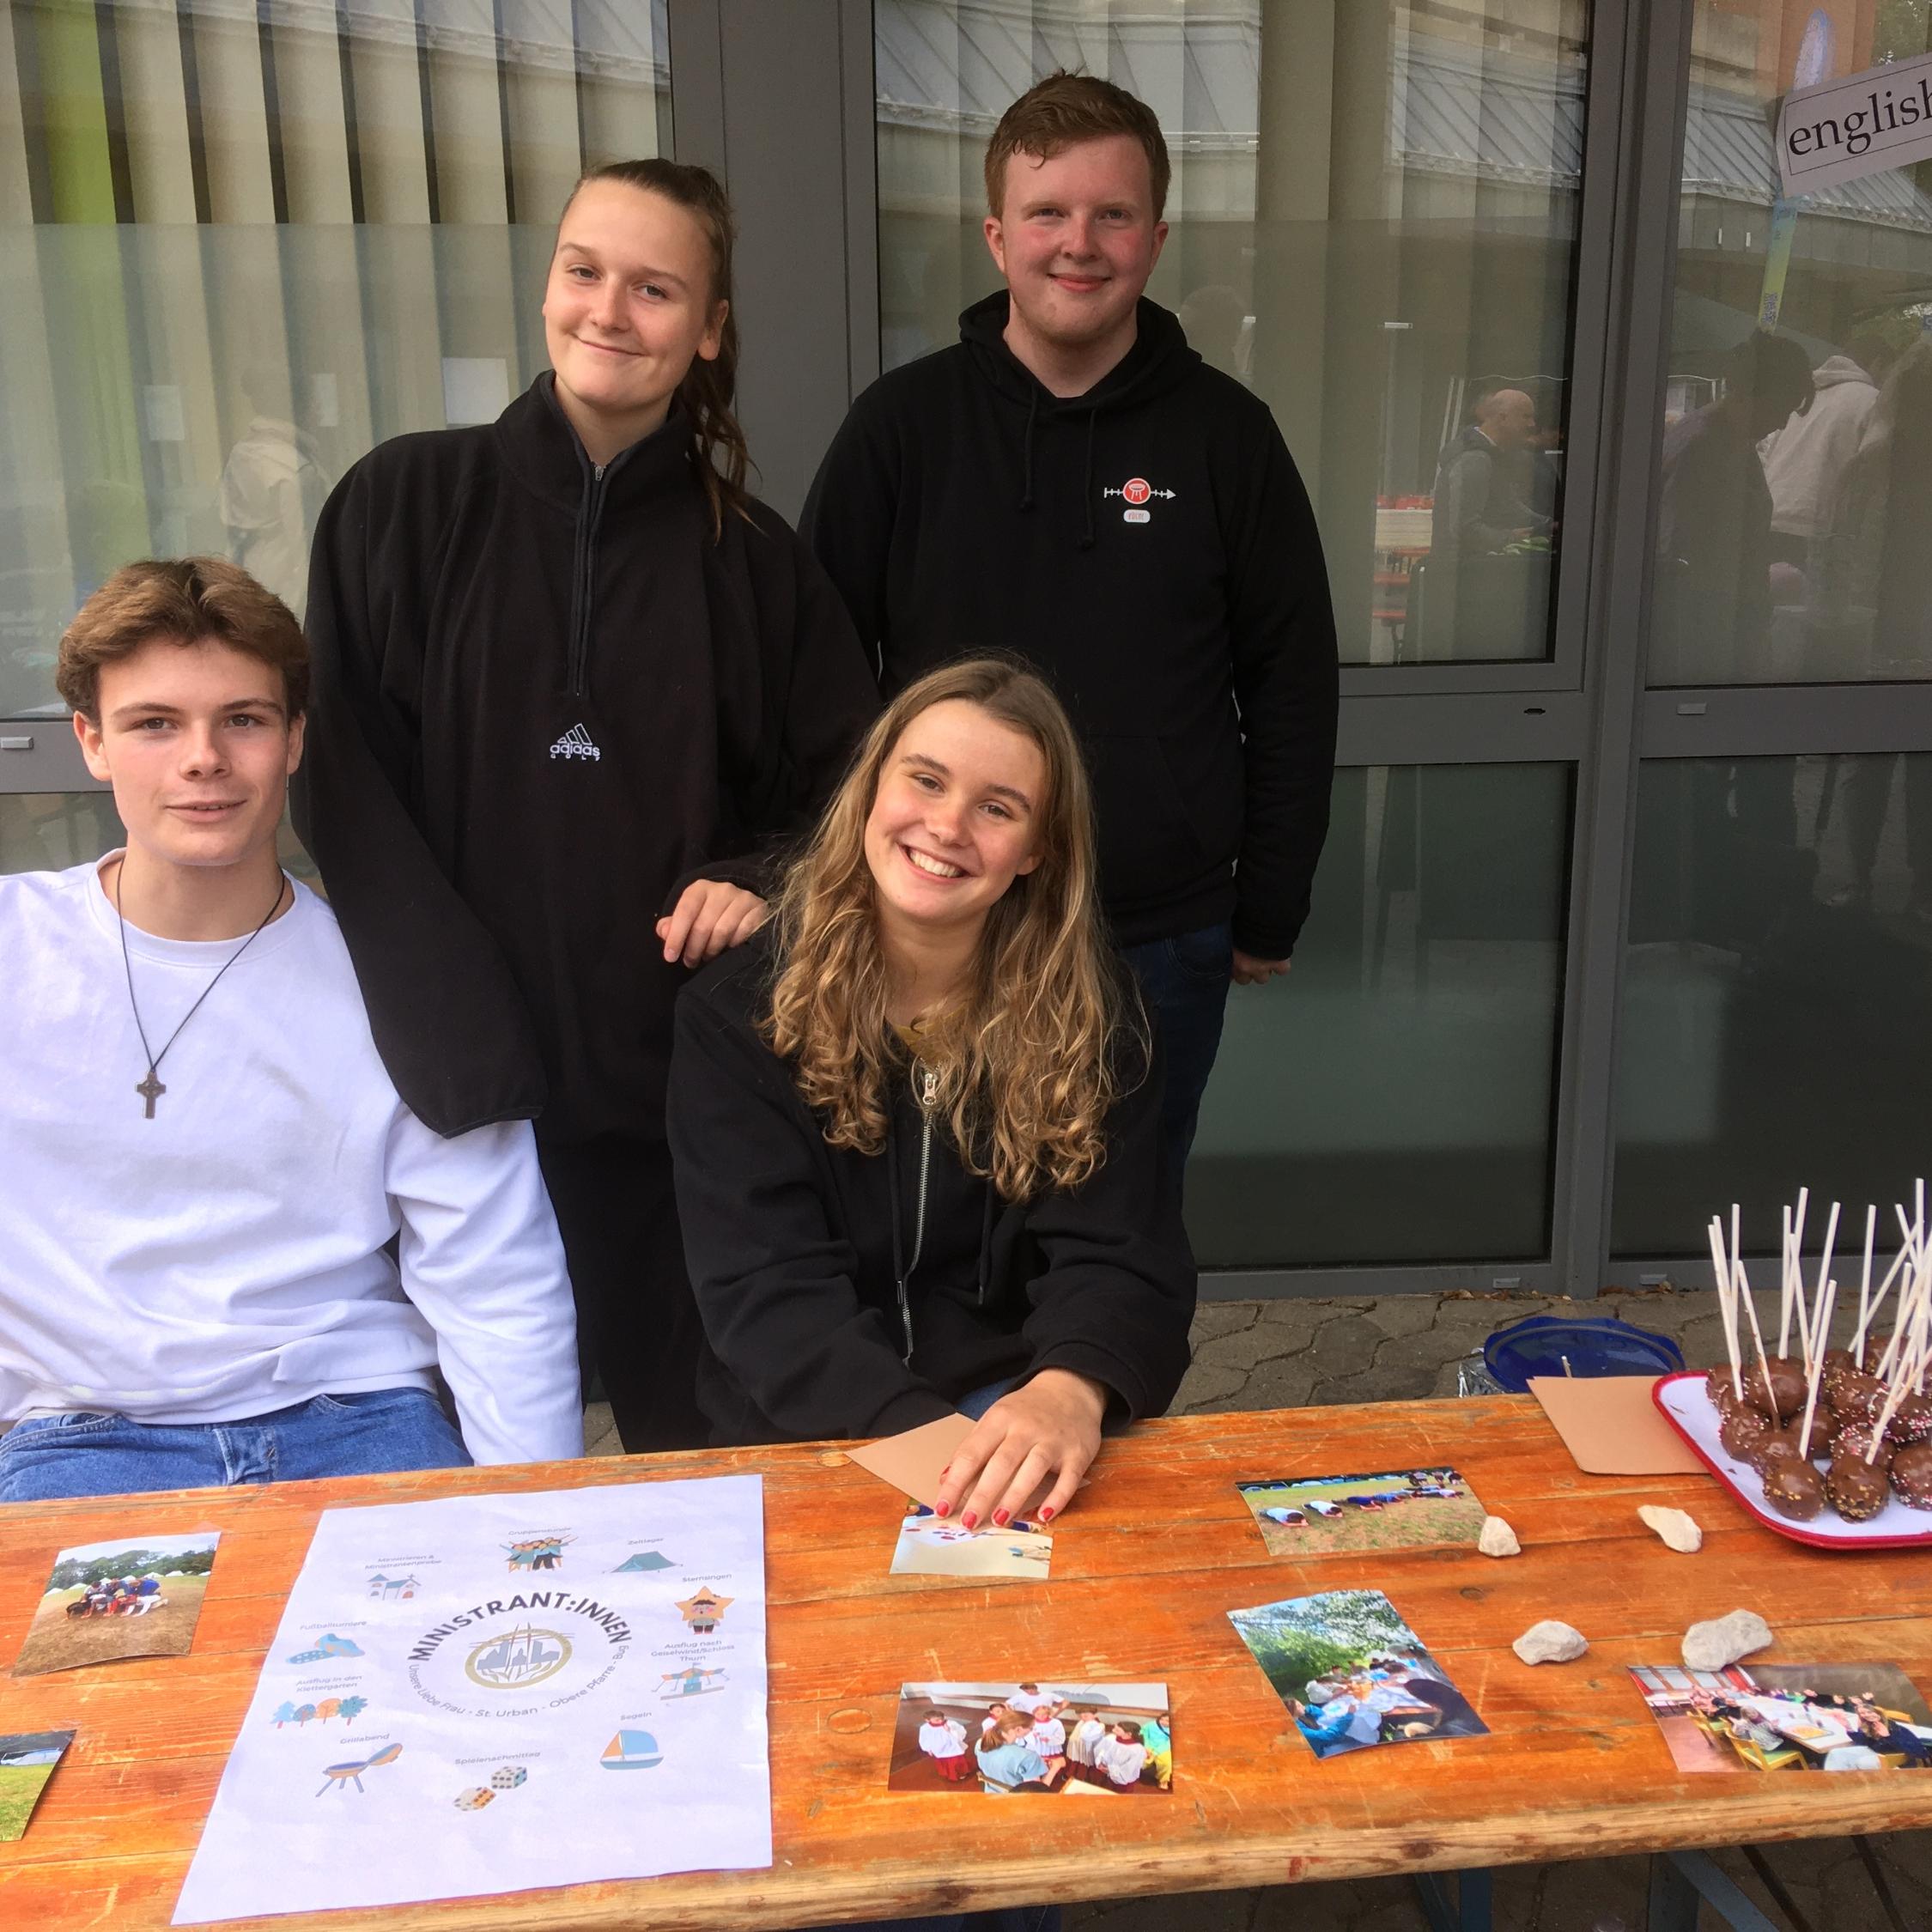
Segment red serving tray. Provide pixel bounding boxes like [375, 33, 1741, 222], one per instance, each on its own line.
[1652, 1369, 1932, 1552]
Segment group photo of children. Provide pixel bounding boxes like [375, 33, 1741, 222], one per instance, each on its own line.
[1631, 1662, 1932, 1774]
[888, 1682, 1172, 1795]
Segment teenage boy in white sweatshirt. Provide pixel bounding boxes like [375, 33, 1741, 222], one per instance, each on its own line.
[0, 557, 582, 1503]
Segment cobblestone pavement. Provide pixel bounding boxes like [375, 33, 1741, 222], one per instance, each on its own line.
[586, 1289, 1932, 1929]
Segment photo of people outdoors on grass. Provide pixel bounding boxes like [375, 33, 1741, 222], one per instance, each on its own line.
[0, 1731, 74, 1840]
[1630, 1662, 1932, 1773]
[889, 1503, 1054, 1579]
[14, 1532, 221, 1676]
[1236, 1467, 1485, 1558]
[887, 1683, 1171, 1795]
[1229, 1589, 1488, 1761]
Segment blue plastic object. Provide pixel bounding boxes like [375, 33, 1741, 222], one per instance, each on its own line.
[1481, 1313, 1684, 1394]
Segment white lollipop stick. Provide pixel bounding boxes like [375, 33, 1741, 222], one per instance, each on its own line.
[1709, 1219, 1742, 1397]
[1798, 1279, 1834, 1456]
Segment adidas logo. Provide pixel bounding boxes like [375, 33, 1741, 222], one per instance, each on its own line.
[549, 723, 601, 762]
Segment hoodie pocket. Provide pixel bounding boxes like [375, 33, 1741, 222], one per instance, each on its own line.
[1088, 735, 1213, 908]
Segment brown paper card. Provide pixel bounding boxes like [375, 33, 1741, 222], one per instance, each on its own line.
[845, 1413, 976, 1510]
[1528, 1375, 1706, 1476]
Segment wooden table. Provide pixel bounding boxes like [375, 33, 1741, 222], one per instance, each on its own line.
[3, 1396, 1931, 1930]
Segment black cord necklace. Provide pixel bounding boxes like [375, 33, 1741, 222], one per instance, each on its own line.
[114, 861, 288, 1119]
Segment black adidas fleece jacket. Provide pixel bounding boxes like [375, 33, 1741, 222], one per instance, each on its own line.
[295, 375, 878, 1143]
[667, 936, 1198, 1445]
[802, 294, 1339, 958]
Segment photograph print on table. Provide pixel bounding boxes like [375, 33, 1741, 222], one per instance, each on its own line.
[889, 1503, 1053, 1579]
[0, 1731, 75, 1840]
[12, 1532, 220, 1676]
[1630, 1662, 1932, 1773]
[1229, 1589, 1488, 1761]
[1236, 1468, 1486, 1558]
[888, 1682, 1170, 1795]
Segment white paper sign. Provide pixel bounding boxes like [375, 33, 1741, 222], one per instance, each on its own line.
[1777, 51, 1932, 197]
[173, 1475, 770, 1923]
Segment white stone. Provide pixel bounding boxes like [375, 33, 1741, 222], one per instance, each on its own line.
[1512, 1619, 1589, 1665]
[1478, 1515, 1522, 1558]
[1637, 1504, 1703, 1553]
[1681, 1608, 1773, 1673]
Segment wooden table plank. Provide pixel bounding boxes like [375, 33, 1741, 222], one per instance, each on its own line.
[2, 1399, 1929, 1929]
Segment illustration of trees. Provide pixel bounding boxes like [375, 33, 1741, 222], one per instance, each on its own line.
[295, 1704, 318, 1727]
[316, 1698, 341, 1723]
[270, 1702, 298, 1728]
[337, 1696, 368, 1724]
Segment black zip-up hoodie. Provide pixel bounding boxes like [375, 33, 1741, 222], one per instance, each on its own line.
[295, 375, 878, 1143]
[801, 294, 1339, 958]
[666, 935, 1198, 1445]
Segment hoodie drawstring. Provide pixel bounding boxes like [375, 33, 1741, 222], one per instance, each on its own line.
[1078, 409, 1098, 550]
[1018, 387, 1040, 513]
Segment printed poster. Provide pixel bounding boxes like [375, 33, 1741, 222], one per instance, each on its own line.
[173, 1475, 769, 1922]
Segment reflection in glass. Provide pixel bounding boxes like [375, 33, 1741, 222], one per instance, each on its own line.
[873, 0, 1589, 665]
[1188, 763, 1572, 1267]
[0, 0, 671, 715]
[1651, 2, 1932, 686]
[1613, 756, 1932, 1257]
[0, 792, 122, 875]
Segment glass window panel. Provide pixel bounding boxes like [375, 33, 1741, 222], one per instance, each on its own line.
[0, 790, 122, 873]
[1612, 754, 1932, 1256]
[1650, 2, 1932, 687]
[1188, 762, 1572, 1267]
[873, 0, 1591, 665]
[0, 0, 671, 718]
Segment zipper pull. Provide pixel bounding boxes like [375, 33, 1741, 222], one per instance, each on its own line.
[919, 1065, 939, 1111]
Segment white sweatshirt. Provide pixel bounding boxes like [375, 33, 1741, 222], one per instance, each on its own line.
[916, 1720, 968, 1760]
[0, 862, 582, 1464]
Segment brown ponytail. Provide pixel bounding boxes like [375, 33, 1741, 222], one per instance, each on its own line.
[562, 158, 755, 539]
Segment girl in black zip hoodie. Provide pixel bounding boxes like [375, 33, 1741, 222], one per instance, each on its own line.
[668, 659, 1195, 1528]
[295, 161, 878, 1455]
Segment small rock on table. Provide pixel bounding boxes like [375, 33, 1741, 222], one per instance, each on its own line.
[1513, 1619, 1589, 1665]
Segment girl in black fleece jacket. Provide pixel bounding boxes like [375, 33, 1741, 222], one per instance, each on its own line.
[668, 659, 1195, 1527]
[295, 161, 878, 1455]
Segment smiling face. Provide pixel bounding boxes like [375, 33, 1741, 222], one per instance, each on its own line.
[863, 700, 1048, 946]
[74, 636, 301, 875]
[542, 179, 726, 457]
[984, 134, 1166, 372]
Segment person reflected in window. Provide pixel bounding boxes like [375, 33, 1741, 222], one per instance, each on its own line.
[667, 659, 1194, 1528]
[1656, 330, 1814, 683]
[802, 72, 1338, 1202]
[1432, 386, 1549, 560]
[297, 161, 878, 1455]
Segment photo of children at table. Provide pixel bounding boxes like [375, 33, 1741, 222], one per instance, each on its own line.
[1631, 1662, 1932, 1773]
[887, 1683, 1171, 1794]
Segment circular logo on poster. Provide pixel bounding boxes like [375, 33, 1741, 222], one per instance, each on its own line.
[1121, 477, 1151, 506]
[464, 1624, 573, 1690]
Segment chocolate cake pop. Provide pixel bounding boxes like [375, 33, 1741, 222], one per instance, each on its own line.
[1885, 1391, 1932, 1446]
[1719, 1406, 1775, 1465]
[1890, 1443, 1932, 1511]
[1762, 1455, 1827, 1520]
[1761, 1357, 1810, 1421]
[1819, 1347, 1858, 1405]
[1829, 1369, 1886, 1426]
[1826, 1455, 1892, 1522]
[1829, 1421, 1892, 1468]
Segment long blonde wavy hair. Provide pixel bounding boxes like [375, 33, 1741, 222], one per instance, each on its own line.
[762, 658, 1140, 1200]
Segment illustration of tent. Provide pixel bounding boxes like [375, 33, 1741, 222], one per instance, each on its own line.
[673, 1588, 732, 1633]
[601, 1729, 663, 1771]
[614, 1552, 673, 1572]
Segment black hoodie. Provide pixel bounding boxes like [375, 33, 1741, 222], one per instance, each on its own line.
[666, 935, 1198, 1444]
[802, 295, 1339, 959]
[295, 375, 878, 1143]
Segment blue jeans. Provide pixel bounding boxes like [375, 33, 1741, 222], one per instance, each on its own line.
[1119, 920, 1234, 1200]
[0, 1389, 472, 1503]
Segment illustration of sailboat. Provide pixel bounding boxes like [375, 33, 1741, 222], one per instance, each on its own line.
[600, 1728, 663, 1771]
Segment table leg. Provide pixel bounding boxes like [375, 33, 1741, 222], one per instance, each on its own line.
[1412, 1868, 1492, 1932]
[1649, 1850, 1782, 1932]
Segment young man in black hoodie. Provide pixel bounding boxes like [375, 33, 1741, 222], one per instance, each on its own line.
[802, 71, 1340, 1190]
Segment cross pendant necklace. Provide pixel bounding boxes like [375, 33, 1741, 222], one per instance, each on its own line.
[114, 861, 287, 1120]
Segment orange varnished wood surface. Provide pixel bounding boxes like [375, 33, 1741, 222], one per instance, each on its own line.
[3, 1398, 1931, 1929]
